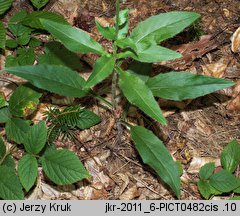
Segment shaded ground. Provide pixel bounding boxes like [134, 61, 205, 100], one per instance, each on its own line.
[1, 0, 240, 200]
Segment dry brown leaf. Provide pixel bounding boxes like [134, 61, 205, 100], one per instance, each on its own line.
[187, 156, 221, 174]
[201, 60, 228, 78]
[117, 173, 130, 195]
[119, 185, 139, 200]
[231, 26, 240, 53]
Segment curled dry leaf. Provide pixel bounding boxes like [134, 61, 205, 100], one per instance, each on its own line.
[119, 185, 139, 200]
[187, 156, 220, 174]
[201, 59, 228, 78]
[116, 173, 130, 195]
[231, 26, 240, 53]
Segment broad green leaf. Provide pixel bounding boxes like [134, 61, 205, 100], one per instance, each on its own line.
[131, 126, 180, 198]
[77, 109, 101, 129]
[209, 169, 240, 192]
[95, 21, 116, 40]
[0, 107, 11, 123]
[130, 11, 200, 44]
[4, 64, 87, 98]
[0, 21, 6, 49]
[22, 11, 67, 29]
[128, 61, 152, 82]
[199, 162, 215, 180]
[2, 155, 15, 169]
[118, 69, 166, 124]
[18, 154, 38, 192]
[29, 37, 41, 47]
[38, 41, 82, 70]
[30, 0, 49, 9]
[5, 118, 30, 144]
[6, 39, 18, 48]
[132, 44, 182, 63]
[0, 165, 24, 200]
[9, 85, 42, 117]
[198, 180, 212, 199]
[0, 0, 13, 15]
[0, 136, 6, 159]
[16, 48, 35, 66]
[221, 140, 240, 173]
[9, 9, 28, 24]
[85, 55, 115, 88]
[40, 19, 105, 55]
[147, 72, 235, 101]
[41, 149, 90, 185]
[23, 121, 47, 154]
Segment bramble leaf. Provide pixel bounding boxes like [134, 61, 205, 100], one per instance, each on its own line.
[199, 162, 215, 180]
[221, 140, 240, 173]
[9, 85, 42, 117]
[30, 0, 49, 9]
[0, 0, 13, 15]
[18, 154, 38, 192]
[0, 166, 24, 200]
[41, 149, 90, 185]
[5, 118, 31, 144]
[0, 107, 11, 123]
[0, 21, 6, 49]
[23, 121, 47, 154]
[209, 169, 240, 192]
[77, 109, 101, 129]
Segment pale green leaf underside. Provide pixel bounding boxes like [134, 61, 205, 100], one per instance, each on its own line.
[0, 165, 24, 200]
[130, 11, 200, 44]
[118, 69, 166, 124]
[40, 19, 105, 55]
[131, 126, 180, 198]
[147, 72, 235, 101]
[85, 55, 115, 88]
[41, 149, 90, 185]
[9, 85, 42, 117]
[18, 154, 38, 192]
[4, 64, 87, 98]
